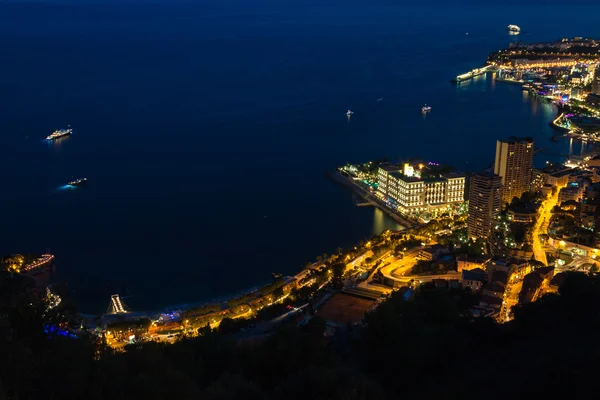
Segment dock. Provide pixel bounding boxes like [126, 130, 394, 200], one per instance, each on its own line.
[450, 65, 496, 83]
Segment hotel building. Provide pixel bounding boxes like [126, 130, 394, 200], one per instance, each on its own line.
[377, 164, 465, 215]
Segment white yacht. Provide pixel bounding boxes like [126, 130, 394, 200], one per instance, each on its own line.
[346, 109, 354, 116]
[46, 127, 73, 140]
[422, 105, 432, 113]
[507, 25, 521, 33]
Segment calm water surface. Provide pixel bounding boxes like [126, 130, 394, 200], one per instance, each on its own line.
[1, 0, 599, 312]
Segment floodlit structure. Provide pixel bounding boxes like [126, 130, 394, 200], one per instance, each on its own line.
[377, 165, 465, 215]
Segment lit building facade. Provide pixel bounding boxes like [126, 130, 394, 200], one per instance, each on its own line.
[377, 166, 465, 214]
[467, 172, 503, 240]
[593, 66, 600, 95]
[512, 58, 576, 69]
[494, 137, 534, 205]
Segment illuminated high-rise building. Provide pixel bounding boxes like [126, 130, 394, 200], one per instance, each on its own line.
[494, 137, 534, 205]
[593, 66, 600, 95]
[468, 172, 503, 240]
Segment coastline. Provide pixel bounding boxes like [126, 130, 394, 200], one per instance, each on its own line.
[87, 170, 416, 329]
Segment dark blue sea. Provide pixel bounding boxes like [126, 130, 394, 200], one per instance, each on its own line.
[1, 0, 599, 313]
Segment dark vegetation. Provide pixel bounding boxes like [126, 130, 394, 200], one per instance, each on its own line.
[1, 265, 600, 399]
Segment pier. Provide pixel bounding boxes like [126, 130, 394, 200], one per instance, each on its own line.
[451, 65, 496, 83]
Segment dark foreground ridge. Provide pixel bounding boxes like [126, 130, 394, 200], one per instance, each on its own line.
[1, 266, 600, 399]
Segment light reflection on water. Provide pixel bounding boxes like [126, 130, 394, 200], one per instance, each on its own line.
[43, 135, 71, 150]
[371, 207, 404, 236]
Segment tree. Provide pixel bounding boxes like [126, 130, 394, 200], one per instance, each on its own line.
[218, 318, 241, 335]
[273, 367, 385, 400]
[410, 259, 432, 275]
[202, 373, 265, 400]
[273, 285, 284, 300]
[303, 316, 326, 337]
[331, 262, 345, 287]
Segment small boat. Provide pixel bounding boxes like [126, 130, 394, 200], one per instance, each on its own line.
[67, 178, 87, 187]
[346, 109, 354, 116]
[507, 24, 520, 33]
[422, 105, 432, 113]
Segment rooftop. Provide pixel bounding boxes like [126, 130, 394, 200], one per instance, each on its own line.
[443, 172, 467, 179]
[490, 270, 508, 285]
[462, 268, 487, 282]
[501, 136, 534, 144]
[490, 256, 528, 267]
[487, 281, 507, 293]
[423, 244, 449, 253]
[523, 271, 544, 287]
[472, 171, 502, 179]
[389, 171, 421, 183]
[550, 169, 576, 178]
[379, 165, 400, 173]
[458, 254, 491, 264]
[422, 176, 447, 183]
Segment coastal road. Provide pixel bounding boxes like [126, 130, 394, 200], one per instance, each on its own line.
[379, 255, 460, 287]
[379, 256, 417, 283]
[357, 255, 396, 294]
[235, 303, 309, 338]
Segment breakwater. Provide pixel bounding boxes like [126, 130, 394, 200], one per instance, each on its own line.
[450, 65, 496, 83]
